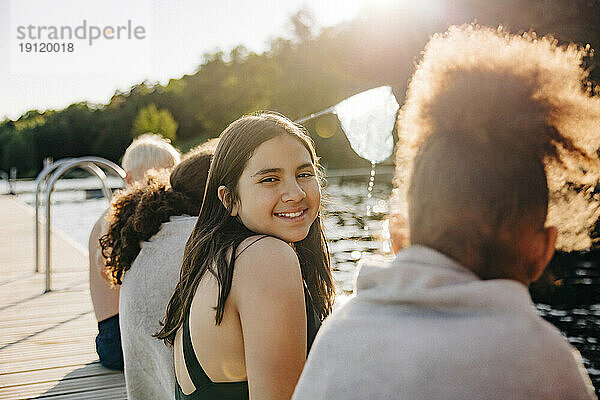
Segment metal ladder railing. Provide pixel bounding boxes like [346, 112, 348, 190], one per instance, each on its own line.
[34, 157, 126, 292]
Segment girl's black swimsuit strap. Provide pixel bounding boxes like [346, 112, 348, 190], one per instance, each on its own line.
[177, 234, 319, 399]
[235, 234, 269, 260]
[182, 314, 212, 390]
[180, 315, 249, 399]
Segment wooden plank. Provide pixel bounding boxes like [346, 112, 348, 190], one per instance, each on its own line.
[0, 315, 94, 331]
[1, 362, 118, 388]
[34, 386, 127, 400]
[0, 290, 93, 312]
[0, 197, 127, 399]
[0, 341, 97, 363]
[0, 329, 97, 348]
[0, 374, 125, 399]
[1, 310, 93, 323]
[0, 277, 89, 304]
[0, 302, 91, 318]
[0, 329, 98, 348]
[0, 354, 100, 375]
[0, 309, 93, 330]
[0, 315, 96, 353]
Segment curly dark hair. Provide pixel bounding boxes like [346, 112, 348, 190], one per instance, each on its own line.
[100, 142, 215, 285]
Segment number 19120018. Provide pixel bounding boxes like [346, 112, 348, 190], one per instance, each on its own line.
[19, 42, 74, 52]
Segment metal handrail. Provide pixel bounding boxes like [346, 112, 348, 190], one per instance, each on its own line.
[34, 158, 75, 272]
[37, 157, 125, 292]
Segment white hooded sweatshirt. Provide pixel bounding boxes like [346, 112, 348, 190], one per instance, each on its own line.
[293, 245, 596, 400]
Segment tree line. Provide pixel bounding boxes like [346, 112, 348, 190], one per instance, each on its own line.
[2, 1, 599, 177]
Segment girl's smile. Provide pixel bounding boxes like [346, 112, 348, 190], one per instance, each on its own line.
[274, 209, 307, 220]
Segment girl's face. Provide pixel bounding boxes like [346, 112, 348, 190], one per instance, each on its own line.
[232, 134, 320, 243]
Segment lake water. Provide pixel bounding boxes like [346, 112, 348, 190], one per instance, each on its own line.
[8, 175, 600, 394]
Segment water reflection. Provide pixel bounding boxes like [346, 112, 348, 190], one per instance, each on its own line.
[324, 178, 392, 294]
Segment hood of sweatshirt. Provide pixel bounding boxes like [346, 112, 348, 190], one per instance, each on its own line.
[355, 245, 535, 315]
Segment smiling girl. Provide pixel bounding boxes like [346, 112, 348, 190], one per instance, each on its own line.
[156, 112, 335, 400]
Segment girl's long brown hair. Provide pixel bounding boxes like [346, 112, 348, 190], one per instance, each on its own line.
[156, 112, 334, 346]
[100, 144, 214, 284]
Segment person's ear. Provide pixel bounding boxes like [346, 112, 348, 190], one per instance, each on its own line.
[388, 214, 409, 254]
[125, 171, 134, 186]
[217, 185, 238, 216]
[529, 226, 557, 283]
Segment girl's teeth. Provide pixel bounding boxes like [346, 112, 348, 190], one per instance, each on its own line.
[278, 211, 303, 218]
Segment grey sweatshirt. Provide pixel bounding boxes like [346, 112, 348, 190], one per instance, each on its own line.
[293, 245, 597, 400]
[119, 216, 197, 400]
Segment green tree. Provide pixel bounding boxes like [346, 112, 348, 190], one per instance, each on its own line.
[2, 128, 36, 176]
[132, 103, 178, 141]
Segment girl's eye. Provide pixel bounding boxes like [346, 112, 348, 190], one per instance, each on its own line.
[259, 177, 279, 183]
[298, 172, 315, 178]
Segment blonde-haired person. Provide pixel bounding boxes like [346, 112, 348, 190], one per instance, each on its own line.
[293, 25, 599, 399]
[89, 133, 180, 370]
[122, 133, 182, 184]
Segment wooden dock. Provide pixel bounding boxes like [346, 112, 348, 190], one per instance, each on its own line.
[0, 196, 126, 399]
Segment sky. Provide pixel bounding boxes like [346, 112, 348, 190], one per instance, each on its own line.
[0, 0, 373, 120]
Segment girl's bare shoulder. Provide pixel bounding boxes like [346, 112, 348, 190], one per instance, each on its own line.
[233, 235, 301, 284]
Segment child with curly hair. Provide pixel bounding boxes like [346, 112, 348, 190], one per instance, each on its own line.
[294, 25, 599, 400]
[100, 141, 215, 399]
